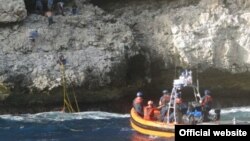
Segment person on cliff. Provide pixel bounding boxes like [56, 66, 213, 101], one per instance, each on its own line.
[200, 89, 213, 121]
[46, 11, 55, 26]
[133, 92, 144, 117]
[35, 0, 44, 14]
[29, 30, 38, 48]
[47, 0, 54, 11]
[72, 4, 78, 15]
[57, 54, 66, 65]
[57, 0, 65, 16]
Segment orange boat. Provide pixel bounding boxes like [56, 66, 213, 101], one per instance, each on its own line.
[130, 107, 175, 138]
[130, 69, 221, 138]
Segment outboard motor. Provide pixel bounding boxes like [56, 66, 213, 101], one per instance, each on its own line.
[214, 109, 221, 120]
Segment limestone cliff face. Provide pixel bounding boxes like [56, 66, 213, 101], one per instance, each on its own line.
[0, 1, 135, 99]
[106, 0, 250, 73]
[1, 0, 250, 105]
[0, 0, 27, 23]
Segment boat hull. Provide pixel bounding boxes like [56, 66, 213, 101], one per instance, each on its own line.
[130, 108, 175, 138]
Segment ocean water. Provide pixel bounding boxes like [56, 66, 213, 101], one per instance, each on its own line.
[0, 107, 250, 141]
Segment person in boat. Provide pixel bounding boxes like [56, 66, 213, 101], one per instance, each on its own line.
[144, 100, 158, 121]
[168, 95, 185, 123]
[133, 92, 144, 116]
[175, 96, 184, 123]
[158, 89, 170, 121]
[201, 89, 213, 121]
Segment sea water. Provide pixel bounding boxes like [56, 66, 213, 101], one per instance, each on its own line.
[0, 107, 250, 141]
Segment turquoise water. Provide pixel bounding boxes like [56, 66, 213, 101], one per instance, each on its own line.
[220, 107, 250, 121]
[0, 107, 250, 141]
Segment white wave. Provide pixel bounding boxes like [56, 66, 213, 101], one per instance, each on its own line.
[220, 106, 250, 114]
[120, 127, 132, 132]
[0, 114, 25, 121]
[1, 107, 250, 123]
[75, 111, 130, 120]
[0, 111, 130, 122]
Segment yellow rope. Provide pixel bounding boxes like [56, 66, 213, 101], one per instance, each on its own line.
[61, 65, 67, 111]
[72, 86, 80, 112]
[60, 64, 78, 113]
[64, 99, 75, 113]
[61, 64, 73, 112]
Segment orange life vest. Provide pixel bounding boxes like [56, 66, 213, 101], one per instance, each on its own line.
[176, 98, 182, 104]
[143, 106, 155, 120]
[202, 95, 212, 106]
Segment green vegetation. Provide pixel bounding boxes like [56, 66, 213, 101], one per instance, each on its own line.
[199, 68, 250, 91]
[0, 83, 10, 101]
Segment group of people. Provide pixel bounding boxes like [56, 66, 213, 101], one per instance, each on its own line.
[35, 0, 65, 14]
[34, 0, 78, 26]
[34, 0, 65, 26]
[132, 88, 213, 123]
[29, 0, 79, 48]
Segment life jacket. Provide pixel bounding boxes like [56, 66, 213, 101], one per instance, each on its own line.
[202, 95, 212, 106]
[160, 95, 170, 105]
[143, 106, 155, 120]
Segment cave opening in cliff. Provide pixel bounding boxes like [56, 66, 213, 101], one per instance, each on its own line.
[89, 0, 143, 11]
[89, 0, 201, 11]
[24, 0, 73, 14]
[126, 54, 147, 84]
[24, 0, 35, 13]
[24, 0, 51, 13]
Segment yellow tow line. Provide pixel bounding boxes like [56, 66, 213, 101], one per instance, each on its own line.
[60, 64, 80, 113]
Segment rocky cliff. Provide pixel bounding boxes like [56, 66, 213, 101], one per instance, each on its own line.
[0, 0, 27, 23]
[1, 0, 250, 110]
[100, 0, 250, 72]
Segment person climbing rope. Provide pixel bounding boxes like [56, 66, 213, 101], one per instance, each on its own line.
[57, 54, 66, 65]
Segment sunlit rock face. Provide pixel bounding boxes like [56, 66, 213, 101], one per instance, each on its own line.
[0, 0, 27, 23]
[97, 0, 250, 73]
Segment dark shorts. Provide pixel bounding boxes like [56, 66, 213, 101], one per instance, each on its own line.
[134, 104, 143, 116]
